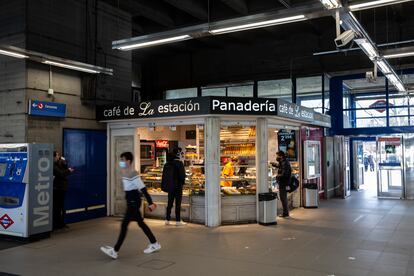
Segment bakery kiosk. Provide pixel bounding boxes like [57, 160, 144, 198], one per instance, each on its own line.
[97, 97, 330, 227]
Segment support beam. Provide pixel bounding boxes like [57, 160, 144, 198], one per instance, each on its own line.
[205, 117, 221, 227]
[220, 0, 248, 15]
[122, 0, 174, 27]
[164, 0, 207, 20]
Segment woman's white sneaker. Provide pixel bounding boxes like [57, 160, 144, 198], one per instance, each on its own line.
[165, 220, 171, 225]
[143, 242, 161, 254]
[100, 246, 118, 259]
[175, 220, 187, 226]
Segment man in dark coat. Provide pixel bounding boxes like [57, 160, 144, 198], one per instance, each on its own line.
[164, 148, 186, 226]
[53, 151, 73, 229]
[275, 151, 292, 218]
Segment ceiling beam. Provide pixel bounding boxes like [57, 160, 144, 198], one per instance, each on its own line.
[164, 0, 208, 20]
[220, 0, 248, 15]
[122, 0, 175, 27]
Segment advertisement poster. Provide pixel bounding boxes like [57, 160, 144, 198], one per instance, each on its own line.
[277, 130, 297, 161]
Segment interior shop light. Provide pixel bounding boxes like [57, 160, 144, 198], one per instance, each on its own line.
[320, 0, 342, 9]
[376, 60, 392, 74]
[349, 0, 412, 11]
[43, 60, 101, 74]
[117, 35, 191, 51]
[354, 38, 379, 60]
[209, 15, 306, 35]
[0, 49, 28, 59]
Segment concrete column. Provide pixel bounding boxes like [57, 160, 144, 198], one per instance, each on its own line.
[256, 117, 269, 194]
[204, 117, 221, 227]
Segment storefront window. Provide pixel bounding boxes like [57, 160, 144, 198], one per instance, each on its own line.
[258, 79, 292, 101]
[297, 76, 323, 113]
[220, 125, 256, 196]
[227, 84, 253, 97]
[137, 125, 205, 223]
[202, 87, 226, 96]
[165, 88, 197, 99]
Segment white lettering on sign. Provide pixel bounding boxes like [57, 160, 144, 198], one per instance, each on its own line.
[33, 157, 50, 227]
[211, 99, 276, 112]
[278, 103, 314, 121]
[139, 102, 154, 116]
[103, 106, 121, 117]
[158, 100, 200, 114]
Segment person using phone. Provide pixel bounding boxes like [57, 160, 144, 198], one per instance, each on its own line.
[100, 152, 161, 259]
[53, 151, 74, 230]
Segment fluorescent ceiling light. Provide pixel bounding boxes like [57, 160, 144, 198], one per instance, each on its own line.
[384, 51, 414, 59]
[209, 15, 306, 34]
[386, 74, 406, 92]
[0, 49, 28, 59]
[354, 39, 379, 60]
[320, 0, 342, 9]
[349, 0, 410, 11]
[376, 60, 391, 74]
[43, 60, 100, 74]
[118, 35, 191, 50]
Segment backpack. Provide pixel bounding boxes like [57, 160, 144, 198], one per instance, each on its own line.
[285, 175, 299, 193]
[161, 162, 174, 193]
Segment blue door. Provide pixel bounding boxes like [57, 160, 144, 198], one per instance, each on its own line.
[63, 129, 107, 223]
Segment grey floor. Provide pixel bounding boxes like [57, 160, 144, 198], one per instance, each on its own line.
[1, 188, 414, 276]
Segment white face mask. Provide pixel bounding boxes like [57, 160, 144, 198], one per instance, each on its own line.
[119, 161, 127, 169]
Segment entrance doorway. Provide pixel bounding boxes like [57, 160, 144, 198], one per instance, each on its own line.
[377, 136, 404, 199]
[352, 137, 378, 197]
[352, 136, 405, 199]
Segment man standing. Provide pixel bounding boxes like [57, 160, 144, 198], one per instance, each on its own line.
[275, 151, 292, 218]
[53, 151, 74, 229]
[100, 152, 161, 259]
[163, 148, 186, 226]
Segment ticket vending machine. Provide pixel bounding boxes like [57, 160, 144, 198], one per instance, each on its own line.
[0, 144, 53, 238]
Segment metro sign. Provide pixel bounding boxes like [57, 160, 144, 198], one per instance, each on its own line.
[32, 102, 44, 109]
[369, 100, 393, 113]
[0, 214, 14, 230]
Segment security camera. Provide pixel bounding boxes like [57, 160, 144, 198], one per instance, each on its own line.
[334, 30, 355, 48]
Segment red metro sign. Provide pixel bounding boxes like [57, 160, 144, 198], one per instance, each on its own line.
[0, 214, 14, 229]
[369, 100, 393, 113]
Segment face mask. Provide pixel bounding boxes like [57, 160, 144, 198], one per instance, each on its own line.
[119, 161, 127, 169]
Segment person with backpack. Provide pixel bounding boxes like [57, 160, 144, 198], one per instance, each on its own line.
[275, 151, 292, 218]
[100, 152, 161, 259]
[162, 148, 186, 226]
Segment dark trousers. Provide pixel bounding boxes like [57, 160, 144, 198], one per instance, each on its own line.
[53, 189, 66, 229]
[114, 200, 157, 252]
[166, 187, 183, 222]
[279, 186, 289, 216]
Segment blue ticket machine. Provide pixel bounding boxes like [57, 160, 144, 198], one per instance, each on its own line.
[0, 144, 53, 238]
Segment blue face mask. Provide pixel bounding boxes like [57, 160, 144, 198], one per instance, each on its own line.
[119, 161, 127, 169]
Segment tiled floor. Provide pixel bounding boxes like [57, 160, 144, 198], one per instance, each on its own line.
[1, 189, 414, 276]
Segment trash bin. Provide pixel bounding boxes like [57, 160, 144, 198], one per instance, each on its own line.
[258, 192, 278, 225]
[303, 183, 318, 208]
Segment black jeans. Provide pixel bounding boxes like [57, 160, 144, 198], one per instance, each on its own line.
[166, 187, 183, 222]
[53, 189, 66, 228]
[114, 200, 157, 252]
[279, 186, 289, 216]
